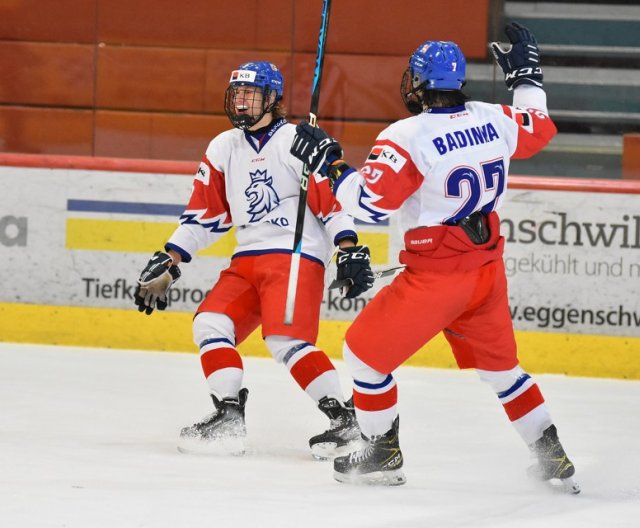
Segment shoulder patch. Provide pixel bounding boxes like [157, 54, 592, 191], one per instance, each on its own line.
[366, 145, 407, 172]
[195, 162, 210, 185]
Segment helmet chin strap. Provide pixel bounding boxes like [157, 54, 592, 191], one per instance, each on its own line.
[247, 110, 276, 131]
[231, 113, 259, 130]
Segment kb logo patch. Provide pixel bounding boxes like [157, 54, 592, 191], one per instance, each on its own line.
[366, 144, 407, 172]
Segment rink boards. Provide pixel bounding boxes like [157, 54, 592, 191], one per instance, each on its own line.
[1, 154, 639, 379]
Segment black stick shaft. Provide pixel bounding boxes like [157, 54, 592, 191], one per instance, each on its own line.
[284, 0, 332, 325]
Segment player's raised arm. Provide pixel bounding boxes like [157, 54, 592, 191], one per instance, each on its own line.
[491, 22, 557, 159]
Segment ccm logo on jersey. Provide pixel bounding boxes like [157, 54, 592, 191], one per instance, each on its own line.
[195, 162, 210, 185]
[366, 145, 407, 172]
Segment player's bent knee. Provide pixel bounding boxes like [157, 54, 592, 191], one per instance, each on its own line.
[192, 312, 236, 347]
[264, 335, 307, 363]
[343, 343, 387, 384]
[476, 364, 527, 393]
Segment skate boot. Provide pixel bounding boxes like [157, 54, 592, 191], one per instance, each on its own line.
[333, 416, 406, 486]
[528, 424, 580, 494]
[177, 388, 248, 456]
[309, 397, 361, 460]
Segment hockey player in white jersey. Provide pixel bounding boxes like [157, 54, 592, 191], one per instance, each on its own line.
[133, 61, 374, 459]
[290, 23, 579, 492]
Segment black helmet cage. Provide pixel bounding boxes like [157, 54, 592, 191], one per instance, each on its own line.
[400, 66, 424, 115]
[400, 66, 468, 115]
[224, 85, 280, 130]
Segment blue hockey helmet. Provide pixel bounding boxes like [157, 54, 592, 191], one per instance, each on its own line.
[401, 41, 466, 113]
[409, 41, 466, 90]
[229, 61, 284, 98]
[225, 61, 284, 129]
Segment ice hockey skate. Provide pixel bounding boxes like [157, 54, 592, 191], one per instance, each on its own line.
[177, 388, 248, 456]
[527, 424, 580, 494]
[309, 396, 362, 460]
[333, 416, 406, 486]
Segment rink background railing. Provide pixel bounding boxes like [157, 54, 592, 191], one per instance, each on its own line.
[3, 152, 640, 193]
[1, 153, 639, 380]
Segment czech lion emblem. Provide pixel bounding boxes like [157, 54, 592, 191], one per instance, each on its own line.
[245, 169, 280, 222]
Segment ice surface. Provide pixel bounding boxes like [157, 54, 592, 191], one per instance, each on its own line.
[1, 343, 638, 527]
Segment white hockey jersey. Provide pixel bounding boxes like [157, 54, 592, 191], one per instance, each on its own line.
[166, 118, 357, 267]
[334, 86, 557, 232]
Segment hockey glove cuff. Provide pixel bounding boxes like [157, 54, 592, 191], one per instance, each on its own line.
[134, 251, 181, 315]
[336, 245, 374, 298]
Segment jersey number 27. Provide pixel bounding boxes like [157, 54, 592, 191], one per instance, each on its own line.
[444, 158, 505, 224]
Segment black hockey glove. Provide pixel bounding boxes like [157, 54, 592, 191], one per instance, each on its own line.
[336, 245, 374, 299]
[490, 22, 543, 90]
[134, 251, 181, 315]
[290, 122, 343, 177]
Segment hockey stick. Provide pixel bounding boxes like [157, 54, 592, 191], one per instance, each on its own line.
[284, 0, 332, 325]
[328, 265, 405, 291]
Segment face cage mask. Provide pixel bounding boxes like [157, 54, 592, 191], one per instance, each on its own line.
[400, 67, 424, 115]
[224, 85, 277, 130]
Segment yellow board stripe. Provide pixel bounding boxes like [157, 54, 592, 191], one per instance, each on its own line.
[357, 232, 389, 265]
[0, 302, 638, 380]
[65, 218, 390, 264]
[65, 219, 237, 256]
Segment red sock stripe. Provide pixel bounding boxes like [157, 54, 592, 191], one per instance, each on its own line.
[353, 385, 398, 412]
[200, 347, 243, 378]
[503, 384, 545, 421]
[288, 351, 335, 390]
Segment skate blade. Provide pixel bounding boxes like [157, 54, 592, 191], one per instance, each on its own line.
[333, 469, 406, 486]
[546, 476, 581, 495]
[527, 464, 580, 495]
[177, 436, 246, 456]
[311, 439, 364, 461]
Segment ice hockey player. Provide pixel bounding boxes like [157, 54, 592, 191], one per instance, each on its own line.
[133, 61, 374, 459]
[289, 23, 580, 492]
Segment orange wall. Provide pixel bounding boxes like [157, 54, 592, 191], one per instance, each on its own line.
[0, 0, 492, 162]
